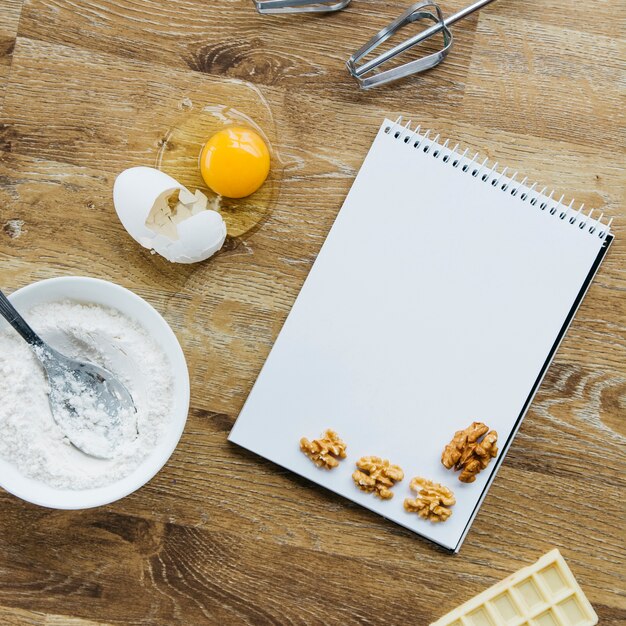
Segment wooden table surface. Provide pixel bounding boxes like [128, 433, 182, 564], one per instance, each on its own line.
[0, 1, 624, 624]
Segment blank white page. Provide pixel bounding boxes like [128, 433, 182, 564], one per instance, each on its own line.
[229, 119, 610, 551]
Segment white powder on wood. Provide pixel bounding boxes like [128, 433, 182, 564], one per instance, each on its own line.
[0, 301, 174, 489]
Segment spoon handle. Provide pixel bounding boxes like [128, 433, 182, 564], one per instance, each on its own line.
[0, 288, 45, 348]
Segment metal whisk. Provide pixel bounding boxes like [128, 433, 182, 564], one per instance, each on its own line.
[253, 0, 351, 13]
[347, 0, 497, 89]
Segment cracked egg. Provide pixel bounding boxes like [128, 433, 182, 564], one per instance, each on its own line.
[114, 167, 226, 263]
[114, 81, 282, 263]
[155, 80, 282, 240]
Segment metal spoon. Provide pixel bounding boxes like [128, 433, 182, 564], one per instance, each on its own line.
[0, 289, 137, 459]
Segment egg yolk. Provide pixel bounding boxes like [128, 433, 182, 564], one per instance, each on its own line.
[199, 126, 270, 199]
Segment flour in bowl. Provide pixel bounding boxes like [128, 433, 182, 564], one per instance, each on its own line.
[0, 301, 174, 489]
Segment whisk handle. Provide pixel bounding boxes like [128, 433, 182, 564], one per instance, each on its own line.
[445, 0, 497, 26]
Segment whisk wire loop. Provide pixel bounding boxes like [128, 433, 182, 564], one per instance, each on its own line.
[347, 0, 497, 88]
[253, 0, 350, 14]
[347, 1, 453, 90]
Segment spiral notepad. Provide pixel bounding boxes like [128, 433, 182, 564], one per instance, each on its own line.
[229, 118, 613, 551]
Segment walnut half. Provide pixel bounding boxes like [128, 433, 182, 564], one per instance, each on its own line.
[441, 421, 498, 483]
[300, 429, 347, 469]
[404, 477, 456, 522]
[352, 456, 404, 499]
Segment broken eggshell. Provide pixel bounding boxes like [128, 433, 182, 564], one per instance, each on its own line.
[113, 166, 226, 263]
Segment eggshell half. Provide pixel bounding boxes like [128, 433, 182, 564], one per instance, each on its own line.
[113, 166, 226, 263]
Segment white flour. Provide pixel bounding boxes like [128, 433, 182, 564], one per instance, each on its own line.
[41, 356, 137, 460]
[0, 301, 173, 489]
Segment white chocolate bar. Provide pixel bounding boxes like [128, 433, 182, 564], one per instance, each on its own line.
[431, 549, 598, 626]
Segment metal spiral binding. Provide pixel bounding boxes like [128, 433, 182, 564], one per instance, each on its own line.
[385, 117, 613, 240]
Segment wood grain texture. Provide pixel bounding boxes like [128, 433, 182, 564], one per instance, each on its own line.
[0, 606, 111, 626]
[0, 0, 23, 111]
[0, 0, 624, 624]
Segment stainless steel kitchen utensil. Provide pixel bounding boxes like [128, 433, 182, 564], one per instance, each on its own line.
[254, 0, 350, 14]
[0, 288, 137, 459]
[347, 0, 497, 89]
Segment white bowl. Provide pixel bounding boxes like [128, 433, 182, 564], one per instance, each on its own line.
[0, 276, 190, 509]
